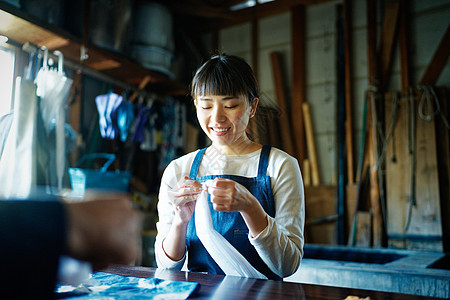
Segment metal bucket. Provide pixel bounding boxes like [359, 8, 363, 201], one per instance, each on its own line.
[131, 1, 174, 52]
[90, 0, 133, 53]
[130, 1, 175, 76]
[131, 45, 174, 78]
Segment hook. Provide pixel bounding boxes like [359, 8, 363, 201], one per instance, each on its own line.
[40, 46, 48, 70]
[53, 50, 64, 75]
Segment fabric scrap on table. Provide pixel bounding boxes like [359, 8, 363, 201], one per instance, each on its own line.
[55, 272, 199, 299]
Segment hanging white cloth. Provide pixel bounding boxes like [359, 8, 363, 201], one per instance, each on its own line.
[0, 112, 13, 160]
[35, 49, 73, 191]
[0, 77, 38, 198]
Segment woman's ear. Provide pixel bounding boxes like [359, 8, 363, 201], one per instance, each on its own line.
[249, 97, 259, 118]
[193, 99, 198, 107]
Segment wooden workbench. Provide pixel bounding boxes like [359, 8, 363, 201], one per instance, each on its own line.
[104, 265, 439, 299]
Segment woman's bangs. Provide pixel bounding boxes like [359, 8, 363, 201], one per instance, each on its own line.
[195, 71, 243, 97]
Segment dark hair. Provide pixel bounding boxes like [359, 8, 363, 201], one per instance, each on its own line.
[190, 54, 259, 103]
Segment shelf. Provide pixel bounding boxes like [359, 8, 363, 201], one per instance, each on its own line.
[0, 2, 188, 96]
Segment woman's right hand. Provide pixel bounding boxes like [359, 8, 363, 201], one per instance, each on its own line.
[168, 176, 203, 225]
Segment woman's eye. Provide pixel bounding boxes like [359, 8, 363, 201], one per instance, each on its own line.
[201, 106, 212, 110]
[225, 105, 238, 109]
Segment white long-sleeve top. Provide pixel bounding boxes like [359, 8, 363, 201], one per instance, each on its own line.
[155, 146, 305, 278]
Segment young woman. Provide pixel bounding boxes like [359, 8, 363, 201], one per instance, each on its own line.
[155, 54, 304, 280]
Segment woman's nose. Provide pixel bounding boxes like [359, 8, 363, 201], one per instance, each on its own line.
[211, 106, 226, 122]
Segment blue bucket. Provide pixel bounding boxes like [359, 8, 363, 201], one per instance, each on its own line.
[69, 153, 131, 194]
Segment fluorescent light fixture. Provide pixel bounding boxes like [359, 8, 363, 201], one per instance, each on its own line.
[230, 0, 275, 11]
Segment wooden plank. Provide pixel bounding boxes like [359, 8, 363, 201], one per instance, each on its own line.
[348, 165, 371, 246]
[419, 24, 450, 85]
[411, 90, 442, 246]
[366, 0, 384, 247]
[399, 0, 411, 90]
[303, 159, 311, 187]
[290, 5, 306, 167]
[379, 1, 400, 91]
[302, 102, 320, 186]
[367, 94, 383, 247]
[304, 185, 336, 244]
[385, 92, 412, 240]
[385, 91, 443, 250]
[355, 211, 372, 246]
[348, 97, 370, 246]
[270, 51, 295, 156]
[366, 0, 378, 87]
[345, 183, 358, 240]
[343, 0, 355, 184]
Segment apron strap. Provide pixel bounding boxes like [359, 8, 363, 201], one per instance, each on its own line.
[257, 145, 271, 177]
[189, 148, 207, 178]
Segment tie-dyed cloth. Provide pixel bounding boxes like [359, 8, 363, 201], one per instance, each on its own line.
[55, 272, 199, 299]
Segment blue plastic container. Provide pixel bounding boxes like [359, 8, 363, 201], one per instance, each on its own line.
[69, 153, 131, 193]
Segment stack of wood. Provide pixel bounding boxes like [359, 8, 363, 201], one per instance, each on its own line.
[265, 1, 450, 249]
[347, 0, 450, 251]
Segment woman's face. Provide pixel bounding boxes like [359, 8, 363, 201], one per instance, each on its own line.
[195, 94, 258, 150]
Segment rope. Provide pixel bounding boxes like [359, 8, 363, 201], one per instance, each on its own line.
[418, 85, 450, 129]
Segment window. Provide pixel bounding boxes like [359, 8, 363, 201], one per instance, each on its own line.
[0, 45, 15, 118]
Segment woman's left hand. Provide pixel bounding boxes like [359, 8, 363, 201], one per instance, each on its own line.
[204, 177, 256, 213]
[204, 177, 268, 237]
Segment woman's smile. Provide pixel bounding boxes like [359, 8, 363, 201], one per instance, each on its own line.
[210, 126, 231, 135]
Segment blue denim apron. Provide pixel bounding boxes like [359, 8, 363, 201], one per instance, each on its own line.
[186, 145, 280, 280]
